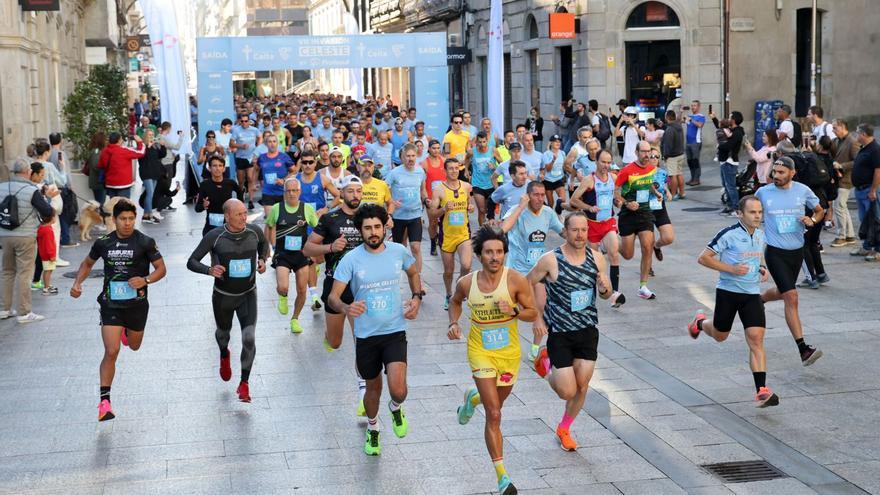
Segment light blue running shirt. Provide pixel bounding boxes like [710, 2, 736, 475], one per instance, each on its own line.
[333, 242, 415, 339]
[232, 126, 260, 160]
[369, 142, 394, 178]
[542, 150, 565, 182]
[520, 150, 543, 178]
[707, 222, 766, 295]
[471, 147, 496, 189]
[491, 181, 528, 219]
[503, 205, 564, 274]
[755, 182, 819, 250]
[386, 165, 426, 220]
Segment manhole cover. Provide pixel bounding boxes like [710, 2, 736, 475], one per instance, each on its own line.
[682, 207, 721, 212]
[702, 460, 787, 483]
[688, 185, 721, 191]
[63, 269, 103, 279]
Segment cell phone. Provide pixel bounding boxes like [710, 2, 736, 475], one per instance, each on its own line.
[682, 106, 690, 111]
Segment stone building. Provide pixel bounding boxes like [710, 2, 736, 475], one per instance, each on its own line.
[0, 0, 123, 164]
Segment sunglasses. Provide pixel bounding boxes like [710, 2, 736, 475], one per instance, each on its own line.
[452, 121, 462, 124]
[207, 135, 216, 139]
[649, 154, 660, 159]
[301, 160, 315, 165]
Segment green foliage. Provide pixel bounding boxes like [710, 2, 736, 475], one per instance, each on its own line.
[61, 64, 128, 165]
[141, 79, 153, 98]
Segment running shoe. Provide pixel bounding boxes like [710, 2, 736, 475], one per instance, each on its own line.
[278, 295, 288, 315]
[444, 295, 450, 311]
[237, 381, 251, 402]
[389, 402, 408, 438]
[556, 426, 578, 451]
[310, 295, 322, 311]
[364, 429, 381, 456]
[356, 399, 366, 417]
[248, 201, 255, 211]
[98, 399, 115, 422]
[534, 347, 550, 378]
[498, 474, 517, 495]
[219, 350, 232, 381]
[797, 278, 820, 290]
[688, 311, 706, 339]
[648, 268, 655, 277]
[816, 273, 831, 285]
[17, 312, 45, 324]
[290, 318, 303, 334]
[638, 286, 656, 300]
[152, 211, 164, 221]
[611, 291, 626, 308]
[653, 245, 663, 261]
[457, 388, 479, 425]
[120, 329, 129, 348]
[323, 338, 335, 353]
[800, 345, 823, 366]
[755, 387, 780, 408]
[30, 281, 44, 290]
[41, 287, 58, 296]
[850, 247, 870, 257]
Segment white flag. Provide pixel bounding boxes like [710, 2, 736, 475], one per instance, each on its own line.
[487, 0, 504, 136]
[140, 0, 192, 155]
[344, 14, 364, 102]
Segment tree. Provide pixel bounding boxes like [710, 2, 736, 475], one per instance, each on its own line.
[61, 65, 128, 165]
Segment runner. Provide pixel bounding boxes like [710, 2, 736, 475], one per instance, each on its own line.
[358, 156, 394, 212]
[428, 158, 475, 310]
[569, 149, 626, 307]
[423, 139, 446, 255]
[519, 133, 543, 179]
[442, 113, 471, 178]
[186, 199, 269, 402]
[195, 155, 242, 237]
[70, 200, 167, 421]
[386, 143, 427, 289]
[615, 141, 662, 299]
[542, 135, 568, 212]
[256, 134, 297, 221]
[266, 178, 320, 334]
[649, 151, 676, 265]
[467, 131, 498, 225]
[527, 211, 613, 451]
[328, 204, 422, 456]
[499, 181, 563, 361]
[688, 195, 779, 407]
[447, 225, 537, 495]
[756, 156, 824, 365]
[230, 113, 261, 210]
[323, 145, 351, 202]
[491, 160, 529, 219]
[492, 142, 522, 186]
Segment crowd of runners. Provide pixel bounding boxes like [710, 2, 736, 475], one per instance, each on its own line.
[64, 92, 880, 495]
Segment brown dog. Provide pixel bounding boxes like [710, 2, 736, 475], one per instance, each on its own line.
[78, 197, 125, 241]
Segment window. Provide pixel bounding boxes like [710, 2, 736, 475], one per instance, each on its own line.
[526, 14, 538, 40]
[626, 2, 680, 29]
[528, 49, 539, 107]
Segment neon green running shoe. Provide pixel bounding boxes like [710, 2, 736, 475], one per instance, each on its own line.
[30, 281, 44, 290]
[323, 338, 335, 353]
[289, 318, 302, 334]
[356, 399, 366, 417]
[457, 388, 479, 425]
[364, 429, 381, 456]
[389, 402, 408, 438]
[277, 295, 288, 315]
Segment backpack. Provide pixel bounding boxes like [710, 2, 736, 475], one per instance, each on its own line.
[0, 183, 32, 230]
[596, 113, 612, 142]
[791, 152, 830, 191]
[788, 119, 803, 148]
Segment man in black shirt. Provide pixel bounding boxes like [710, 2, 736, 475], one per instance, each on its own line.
[851, 123, 880, 259]
[70, 200, 166, 421]
[187, 199, 269, 402]
[195, 155, 242, 236]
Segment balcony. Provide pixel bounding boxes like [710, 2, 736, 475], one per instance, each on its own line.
[404, 0, 462, 28]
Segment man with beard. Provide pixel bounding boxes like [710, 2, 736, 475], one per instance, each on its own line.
[329, 204, 422, 455]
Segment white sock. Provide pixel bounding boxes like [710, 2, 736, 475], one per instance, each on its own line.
[389, 399, 401, 412]
[367, 416, 379, 431]
[358, 379, 367, 400]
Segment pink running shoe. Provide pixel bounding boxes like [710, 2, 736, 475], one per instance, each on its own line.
[98, 399, 115, 421]
[688, 311, 706, 340]
[120, 329, 129, 348]
[534, 347, 550, 378]
[755, 387, 779, 408]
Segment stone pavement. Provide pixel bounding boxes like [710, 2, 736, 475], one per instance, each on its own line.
[0, 162, 877, 495]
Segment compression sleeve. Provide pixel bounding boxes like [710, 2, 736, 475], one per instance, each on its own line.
[187, 229, 216, 275]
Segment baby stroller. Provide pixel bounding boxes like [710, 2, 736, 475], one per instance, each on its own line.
[721, 160, 759, 205]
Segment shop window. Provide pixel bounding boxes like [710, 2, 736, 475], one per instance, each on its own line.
[625, 2, 680, 29]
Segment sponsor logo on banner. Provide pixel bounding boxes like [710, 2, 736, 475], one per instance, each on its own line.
[202, 51, 228, 59]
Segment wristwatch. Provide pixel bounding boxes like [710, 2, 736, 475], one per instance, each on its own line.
[145, 276, 151, 285]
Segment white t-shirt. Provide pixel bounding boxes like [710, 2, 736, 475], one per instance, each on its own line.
[812, 121, 833, 141]
[777, 120, 795, 140]
[621, 125, 640, 164]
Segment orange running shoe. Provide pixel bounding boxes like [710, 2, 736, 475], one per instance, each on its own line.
[755, 387, 779, 408]
[534, 347, 550, 378]
[556, 426, 578, 451]
[688, 311, 706, 340]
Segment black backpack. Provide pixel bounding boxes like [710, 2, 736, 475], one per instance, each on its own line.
[791, 152, 831, 190]
[788, 120, 803, 148]
[0, 183, 32, 230]
[596, 113, 612, 142]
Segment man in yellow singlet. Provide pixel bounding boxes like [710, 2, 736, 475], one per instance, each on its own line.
[428, 157, 475, 310]
[447, 225, 537, 495]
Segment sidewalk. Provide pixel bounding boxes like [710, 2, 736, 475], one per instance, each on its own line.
[0, 164, 875, 494]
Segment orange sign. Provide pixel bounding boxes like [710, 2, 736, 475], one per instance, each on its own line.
[549, 13, 576, 39]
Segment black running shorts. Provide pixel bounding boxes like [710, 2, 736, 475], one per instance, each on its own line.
[272, 251, 311, 271]
[765, 245, 803, 294]
[617, 209, 654, 236]
[321, 275, 354, 315]
[391, 217, 423, 244]
[100, 302, 149, 331]
[235, 157, 254, 170]
[652, 203, 672, 227]
[472, 186, 495, 198]
[712, 288, 766, 332]
[355, 331, 408, 380]
[547, 327, 599, 368]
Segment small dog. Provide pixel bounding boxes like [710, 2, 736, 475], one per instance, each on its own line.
[78, 197, 126, 241]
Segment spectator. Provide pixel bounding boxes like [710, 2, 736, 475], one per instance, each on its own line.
[775, 104, 797, 143]
[137, 129, 166, 224]
[36, 213, 58, 295]
[661, 110, 686, 199]
[829, 119, 859, 247]
[48, 133, 69, 176]
[97, 132, 146, 199]
[157, 121, 182, 178]
[807, 105, 833, 144]
[744, 128, 780, 185]
[524, 106, 544, 152]
[851, 123, 880, 260]
[643, 118, 665, 154]
[33, 140, 72, 263]
[0, 156, 57, 323]
[713, 111, 745, 214]
[685, 100, 706, 185]
[84, 132, 107, 214]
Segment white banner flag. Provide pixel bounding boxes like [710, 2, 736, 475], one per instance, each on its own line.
[140, 0, 192, 155]
[344, 13, 364, 102]
[487, 0, 504, 136]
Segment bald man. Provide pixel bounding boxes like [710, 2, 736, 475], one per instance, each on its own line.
[187, 198, 270, 402]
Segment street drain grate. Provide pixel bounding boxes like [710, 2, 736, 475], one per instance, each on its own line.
[682, 207, 721, 212]
[702, 460, 787, 483]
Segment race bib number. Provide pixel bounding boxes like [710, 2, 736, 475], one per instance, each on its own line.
[229, 258, 252, 278]
[366, 291, 393, 316]
[775, 214, 799, 234]
[402, 187, 418, 202]
[649, 197, 663, 210]
[597, 193, 613, 211]
[109, 280, 136, 301]
[526, 242, 544, 264]
[265, 172, 278, 185]
[284, 235, 302, 251]
[570, 289, 594, 312]
[636, 189, 650, 203]
[448, 211, 466, 226]
[481, 324, 511, 351]
[208, 213, 224, 227]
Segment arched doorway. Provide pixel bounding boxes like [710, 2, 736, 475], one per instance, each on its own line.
[624, 1, 681, 119]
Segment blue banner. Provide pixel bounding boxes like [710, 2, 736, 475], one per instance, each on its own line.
[197, 71, 233, 136]
[412, 66, 450, 140]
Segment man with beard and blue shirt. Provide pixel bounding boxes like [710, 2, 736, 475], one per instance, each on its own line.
[386, 144, 427, 293]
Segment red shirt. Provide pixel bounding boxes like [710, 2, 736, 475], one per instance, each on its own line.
[37, 224, 56, 261]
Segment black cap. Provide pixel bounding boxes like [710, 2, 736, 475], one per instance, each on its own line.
[549, 134, 562, 142]
[508, 142, 522, 151]
[616, 99, 628, 106]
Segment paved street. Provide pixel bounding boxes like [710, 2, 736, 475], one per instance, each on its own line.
[0, 162, 877, 495]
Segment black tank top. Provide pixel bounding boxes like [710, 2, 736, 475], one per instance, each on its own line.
[543, 246, 599, 332]
[274, 203, 308, 254]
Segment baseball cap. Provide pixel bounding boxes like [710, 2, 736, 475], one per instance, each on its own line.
[359, 155, 374, 164]
[549, 134, 562, 142]
[508, 142, 522, 151]
[774, 156, 796, 170]
[624, 106, 638, 115]
[329, 146, 344, 156]
[339, 175, 363, 190]
[616, 99, 628, 106]
[352, 144, 366, 154]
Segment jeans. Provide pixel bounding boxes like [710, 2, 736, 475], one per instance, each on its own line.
[106, 187, 131, 199]
[854, 187, 880, 250]
[142, 179, 157, 215]
[686, 143, 702, 181]
[720, 162, 739, 210]
[59, 215, 71, 245]
[92, 187, 106, 211]
[833, 187, 855, 239]
[534, 140, 543, 152]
